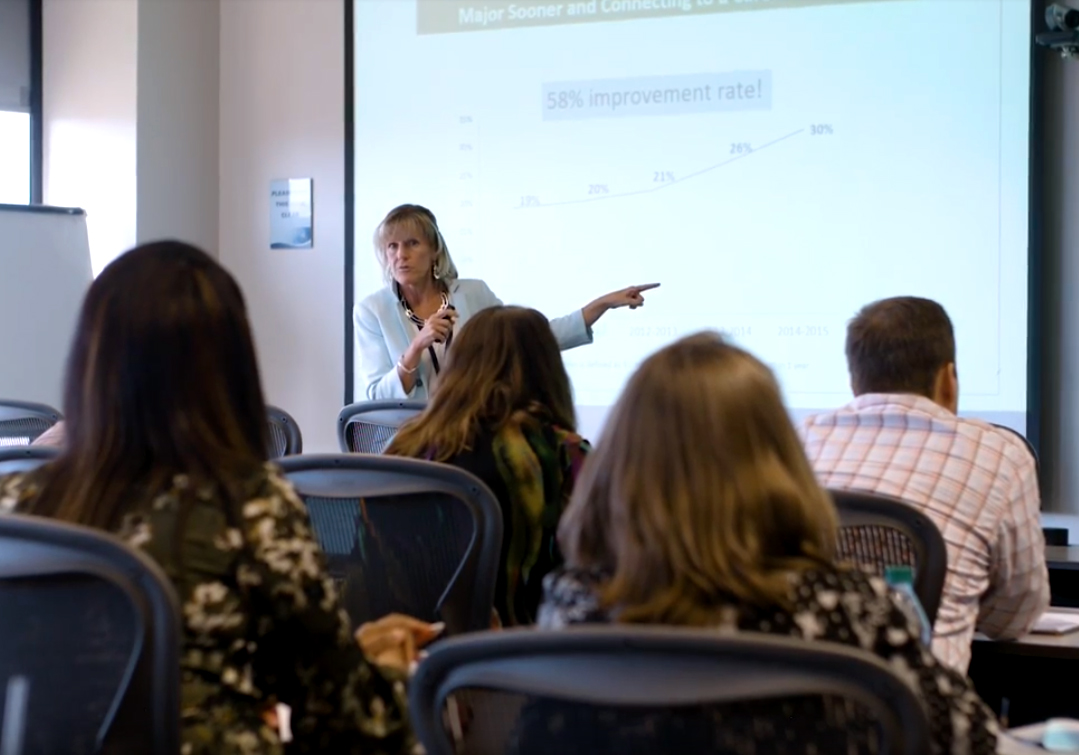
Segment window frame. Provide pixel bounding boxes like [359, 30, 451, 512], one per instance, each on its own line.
[0, 0, 41, 206]
[29, 0, 42, 204]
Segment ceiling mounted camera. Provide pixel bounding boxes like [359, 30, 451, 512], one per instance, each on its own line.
[1047, 3, 1079, 30]
[1038, 4, 1079, 57]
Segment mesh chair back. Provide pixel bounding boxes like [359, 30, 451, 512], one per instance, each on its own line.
[0, 514, 181, 755]
[0, 447, 61, 476]
[0, 401, 62, 449]
[409, 627, 931, 755]
[265, 405, 303, 458]
[279, 454, 502, 634]
[831, 489, 947, 623]
[337, 400, 427, 453]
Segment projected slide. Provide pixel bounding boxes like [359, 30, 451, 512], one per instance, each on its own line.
[353, 0, 1031, 437]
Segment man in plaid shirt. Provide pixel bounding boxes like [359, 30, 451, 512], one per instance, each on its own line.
[802, 296, 1048, 672]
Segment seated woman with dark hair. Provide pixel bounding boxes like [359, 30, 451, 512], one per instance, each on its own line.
[385, 306, 589, 627]
[525, 332, 997, 755]
[0, 241, 433, 755]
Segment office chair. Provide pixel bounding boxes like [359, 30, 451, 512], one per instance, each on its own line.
[0, 514, 181, 755]
[265, 405, 303, 458]
[278, 453, 502, 634]
[410, 626, 931, 755]
[337, 400, 426, 453]
[0, 446, 61, 476]
[830, 489, 948, 624]
[0, 401, 62, 448]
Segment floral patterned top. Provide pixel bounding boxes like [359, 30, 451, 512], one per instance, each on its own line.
[0, 464, 415, 755]
[532, 565, 998, 755]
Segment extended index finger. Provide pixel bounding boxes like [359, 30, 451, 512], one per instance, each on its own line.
[631, 283, 661, 292]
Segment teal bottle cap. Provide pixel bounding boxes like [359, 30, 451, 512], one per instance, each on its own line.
[884, 565, 914, 585]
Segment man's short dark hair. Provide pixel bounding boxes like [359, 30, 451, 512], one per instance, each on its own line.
[845, 297, 956, 397]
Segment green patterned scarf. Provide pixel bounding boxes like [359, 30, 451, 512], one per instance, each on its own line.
[491, 412, 590, 626]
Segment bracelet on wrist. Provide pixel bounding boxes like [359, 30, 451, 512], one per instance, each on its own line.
[397, 360, 417, 375]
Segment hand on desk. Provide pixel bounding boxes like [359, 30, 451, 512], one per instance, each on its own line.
[356, 613, 444, 674]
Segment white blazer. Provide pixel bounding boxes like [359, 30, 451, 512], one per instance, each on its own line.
[354, 278, 593, 400]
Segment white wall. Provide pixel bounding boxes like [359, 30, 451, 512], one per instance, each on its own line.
[136, 0, 220, 252]
[43, 0, 138, 273]
[42, 0, 342, 451]
[219, 0, 345, 453]
[43, 0, 219, 270]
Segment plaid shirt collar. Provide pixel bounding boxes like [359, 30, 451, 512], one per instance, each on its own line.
[842, 393, 954, 420]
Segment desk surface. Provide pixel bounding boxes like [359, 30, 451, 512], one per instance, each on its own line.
[974, 607, 1079, 658]
[1047, 545, 1079, 570]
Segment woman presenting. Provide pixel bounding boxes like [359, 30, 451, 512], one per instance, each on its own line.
[354, 204, 659, 400]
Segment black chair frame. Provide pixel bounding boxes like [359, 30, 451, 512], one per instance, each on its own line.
[0, 400, 62, 446]
[0, 514, 181, 754]
[0, 446, 61, 476]
[336, 400, 427, 453]
[990, 423, 1042, 501]
[278, 454, 502, 635]
[831, 489, 948, 623]
[265, 404, 303, 457]
[990, 423, 1038, 466]
[409, 626, 931, 755]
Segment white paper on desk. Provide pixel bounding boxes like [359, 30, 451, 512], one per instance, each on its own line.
[1031, 611, 1079, 635]
[276, 704, 292, 742]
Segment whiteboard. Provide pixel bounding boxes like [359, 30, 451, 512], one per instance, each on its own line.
[0, 204, 92, 408]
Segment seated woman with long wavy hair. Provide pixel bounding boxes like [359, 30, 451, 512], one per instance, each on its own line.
[0, 241, 433, 755]
[529, 332, 996, 755]
[386, 306, 589, 627]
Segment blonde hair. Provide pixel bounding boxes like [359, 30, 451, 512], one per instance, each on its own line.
[386, 306, 575, 460]
[373, 204, 459, 285]
[559, 332, 837, 626]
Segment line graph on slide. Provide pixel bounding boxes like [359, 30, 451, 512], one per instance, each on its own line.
[512, 124, 834, 210]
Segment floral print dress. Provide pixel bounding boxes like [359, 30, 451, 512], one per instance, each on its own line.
[0, 464, 415, 755]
